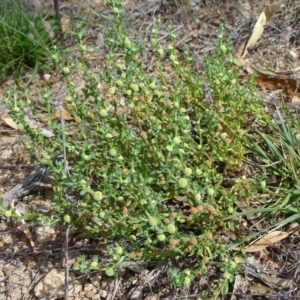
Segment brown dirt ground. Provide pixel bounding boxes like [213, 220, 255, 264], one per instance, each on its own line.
[1, 0, 300, 299]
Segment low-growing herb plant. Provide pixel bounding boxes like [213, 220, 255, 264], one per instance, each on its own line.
[4, 0, 267, 296]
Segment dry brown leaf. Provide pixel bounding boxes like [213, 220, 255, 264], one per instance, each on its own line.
[291, 95, 300, 105]
[19, 222, 35, 248]
[219, 120, 234, 139]
[173, 195, 188, 205]
[265, 0, 287, 21]
[240, 74, 298, 96]
[123, 261, 148, 274]
[242, 11, 266, 58]
[2, 117, 18, 130]
[287, 223, 300, 234]
[234, 41, 256, 74]
[242, 0, 287, 58]
[61, 14, 73, 33]
[250, 65, 277, 76]
[144, 292, 159, 300]
[0, 136, 19, 144]
[244, 261, 295, 289]
[248, 284, 270, 294]
[52, 108, 73, 120]
[252, 272, 293, 289]
[245, 231, 290, 252]
[235, 41, 246, 59]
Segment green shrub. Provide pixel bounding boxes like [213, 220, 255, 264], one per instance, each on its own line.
[4, 0, 266, 295]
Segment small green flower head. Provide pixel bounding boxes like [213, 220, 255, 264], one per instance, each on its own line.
[105, 133, 113, 139]
[124, 37, 132, 49]
[62, 67, 70, 75]
[80, 179, 87, 185]
[166, 145, 173, 152]
[63, 214, 71, 223]
[183, 276, 191, 286]
[129, 235, 136, 241]
[220, 44, 226, 53]
[157, 234, 166, 241]
[4, 210, 12, 218]
[220, 132, 227, 140]
[151, 28, 157, 34]
[113, 7, 120, 14]
[140, 199, 147, 205]
[167, 223, 177, 234]
[108, 87, 116, 95]
[90, 261, 98, 269]
[65, 95, 72, 102]
[223, 271, 231, 280]
[130, 83, 139, 92]
[169, 54, 176, 62]
[93, 191, 103, 201]
[148, 216, 159, 227]
[115, 246, 123, 255]
[228, 207, 234, 213]
[149, 83, 156, 89]
[183, 269, 190, 276]
[154, 90, 161, 97]
[126, 89, 132, 96]
[157, 49, 164, 56]
[173, 136, 181, 144]
[99, 211, 105, 218]
[151, 38, 158, 45]
[128, 102, 135, 109]
[194, 193, 201, 202]
[207, 188, 214, 196]
[230, 261, 237, 269]
[17, 123, 24, 131]
[116, 80, 123, 87]
[100, 109, 108, 117]
[105, 268, 115, 276]
[80, 44, 87, 52]
[183, 167, 192, 177]
[109, 148, 117, 156]
[178, 178, 188, 188]
[83, 154, 90, 161]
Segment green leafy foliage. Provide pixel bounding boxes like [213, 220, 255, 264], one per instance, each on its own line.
[243, 107, 300, 220]
[3, 0, 269, 295]
[0, 0, 58, 81]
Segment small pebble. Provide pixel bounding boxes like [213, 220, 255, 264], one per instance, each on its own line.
[43, 74, 51, 81]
